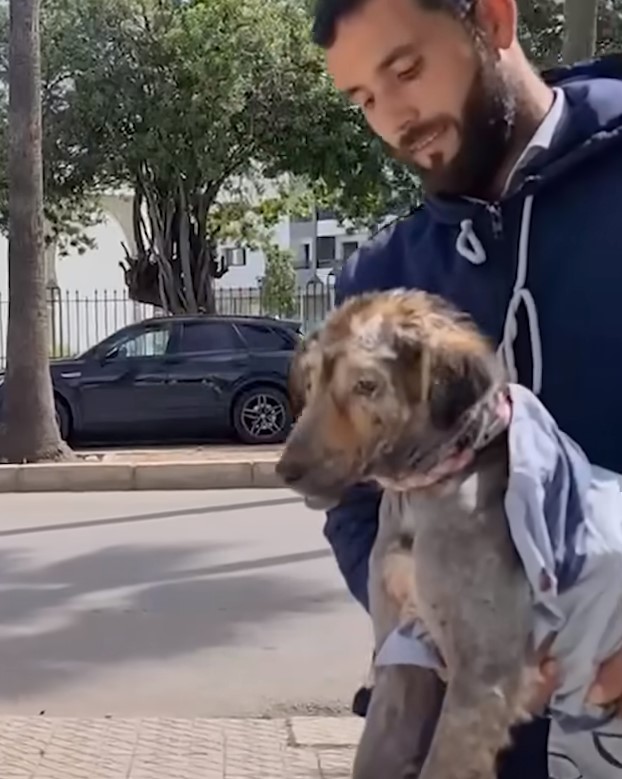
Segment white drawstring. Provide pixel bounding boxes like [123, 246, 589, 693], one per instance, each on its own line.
[456, 219, 486, 265]
[499, 194, 543, 395]
[454, 200, 543, 395]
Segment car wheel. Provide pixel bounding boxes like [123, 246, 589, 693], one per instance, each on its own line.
[55, 400, 71, 441]
[233, 387, 292, 445]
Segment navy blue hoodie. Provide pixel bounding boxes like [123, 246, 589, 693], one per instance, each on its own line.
[325, 54, 622, 610]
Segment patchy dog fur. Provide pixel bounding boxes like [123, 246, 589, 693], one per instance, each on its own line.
[278, 290, 539, 779]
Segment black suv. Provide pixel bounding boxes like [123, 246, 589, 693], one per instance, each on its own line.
[41, 314, 302, 445]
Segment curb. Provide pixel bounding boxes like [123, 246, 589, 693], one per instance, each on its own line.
[0, 458, 284, 493]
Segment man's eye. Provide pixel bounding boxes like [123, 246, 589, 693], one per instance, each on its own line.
[354, 379, 378, 397]
[397, 58, 424, 82]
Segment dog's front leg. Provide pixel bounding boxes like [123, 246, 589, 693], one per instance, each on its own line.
[414, 499, 535, 779]
[415, 668, 535, 779]
[352, 664, 445, 779]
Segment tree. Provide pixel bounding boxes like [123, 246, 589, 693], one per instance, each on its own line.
[563, 0, 599, 64]
[0, 0, 422, 308]
[32, 0, 387, 313]
[1, 0, 71, 462]
[260, 243, 297, 319]
[517, 0, 621, 66]
[1, 0, 619, 296]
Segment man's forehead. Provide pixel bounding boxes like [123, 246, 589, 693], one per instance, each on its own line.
[326, 0, 474, 86]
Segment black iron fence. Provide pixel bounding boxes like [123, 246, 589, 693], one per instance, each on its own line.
[0, 279, 336, 367]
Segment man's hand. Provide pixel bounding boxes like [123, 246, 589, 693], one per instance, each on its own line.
[528, 635, 560, 714]
[530, 642, 622, 715]
[587, 650, 622, 712]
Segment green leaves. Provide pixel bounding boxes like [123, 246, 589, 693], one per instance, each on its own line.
[260, 242, 297, 319]
[517, 0, 622, 67]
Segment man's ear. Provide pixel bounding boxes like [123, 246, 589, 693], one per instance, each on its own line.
[475, 0, 516, 52]
[428, 348, 494, 431]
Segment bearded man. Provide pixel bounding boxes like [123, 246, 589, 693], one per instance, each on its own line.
[311, 0, 622, 775]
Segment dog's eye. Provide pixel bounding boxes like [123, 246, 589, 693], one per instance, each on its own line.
[354, 378, 379, 397]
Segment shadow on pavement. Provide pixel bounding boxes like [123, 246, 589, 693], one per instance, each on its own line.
[0, 496, 303, 539]
[0, 542, 343, 703]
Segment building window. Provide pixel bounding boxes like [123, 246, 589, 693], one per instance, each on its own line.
[293, 207, 338, 223]
[223, 247, 246, 267]
[316, 208, 339, 221]
[341, 240, 359, 261]
[294, 242, 311, 270]
[316, 236, 336, 268]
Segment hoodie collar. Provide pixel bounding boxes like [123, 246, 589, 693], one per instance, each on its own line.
[503, 87, 566, 196]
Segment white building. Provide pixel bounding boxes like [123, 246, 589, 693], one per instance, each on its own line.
[218, 207, 368, 289]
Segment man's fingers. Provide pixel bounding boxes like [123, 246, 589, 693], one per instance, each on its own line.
[587, 648, 622, 706]
[527, 658, 560, 714]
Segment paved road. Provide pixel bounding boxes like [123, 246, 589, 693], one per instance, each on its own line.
[0, 490, 370, 718]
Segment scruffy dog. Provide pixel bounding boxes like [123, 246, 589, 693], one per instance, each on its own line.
[278, 290, 622, 779]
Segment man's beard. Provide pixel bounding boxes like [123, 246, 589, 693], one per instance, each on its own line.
[391, 52, 518, 199]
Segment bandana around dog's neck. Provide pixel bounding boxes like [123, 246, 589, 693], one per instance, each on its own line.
[374, 384, 511, 491]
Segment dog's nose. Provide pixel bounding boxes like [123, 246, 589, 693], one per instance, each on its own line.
[276, 457, 306, 486]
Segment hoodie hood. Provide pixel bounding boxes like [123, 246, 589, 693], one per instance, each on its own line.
[425, 53, 622, 226]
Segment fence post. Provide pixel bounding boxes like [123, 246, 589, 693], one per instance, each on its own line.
[46, 282, 61, 358]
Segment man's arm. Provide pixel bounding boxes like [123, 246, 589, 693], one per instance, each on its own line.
[324, 483, 382, 611]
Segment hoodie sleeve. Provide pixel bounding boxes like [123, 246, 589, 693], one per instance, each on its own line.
[321, 253, 384, 611]
[324, 483, 381, 611]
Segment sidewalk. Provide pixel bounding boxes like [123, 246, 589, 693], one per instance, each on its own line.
[0, 716, 362, 778]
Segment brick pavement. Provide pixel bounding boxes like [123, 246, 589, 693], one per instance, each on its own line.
[0, 716, 363, 778]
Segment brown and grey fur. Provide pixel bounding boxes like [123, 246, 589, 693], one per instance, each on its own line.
[277, 290, 540, 779]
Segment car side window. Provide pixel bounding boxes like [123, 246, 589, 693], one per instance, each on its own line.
[176, 322, 243, 354]
[237, 323, 294, 351]
[110, 324, 172, 359]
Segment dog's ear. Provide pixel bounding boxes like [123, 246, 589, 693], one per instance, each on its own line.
[288, 332, 318, 418]
[428, 349, 494, 431]
[391, 327, 430, 407]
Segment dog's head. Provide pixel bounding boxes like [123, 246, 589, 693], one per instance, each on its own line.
[277, 290, 500, 508]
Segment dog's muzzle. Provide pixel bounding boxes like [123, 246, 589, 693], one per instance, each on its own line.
[276, 453, 347, 511]
[303, 495, 339, 511]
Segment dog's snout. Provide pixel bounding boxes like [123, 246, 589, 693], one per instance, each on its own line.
[276, 455, 307, 486]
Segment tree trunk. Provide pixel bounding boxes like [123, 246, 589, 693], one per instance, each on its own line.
[563, 0, 599, 64]
[121, 177, 225, 313]
[0, 0, 72, 462]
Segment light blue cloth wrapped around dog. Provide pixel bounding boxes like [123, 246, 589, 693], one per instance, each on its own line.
[375, 383, 622, 734]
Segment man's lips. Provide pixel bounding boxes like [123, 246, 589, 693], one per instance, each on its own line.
[408, 123, 448, 155]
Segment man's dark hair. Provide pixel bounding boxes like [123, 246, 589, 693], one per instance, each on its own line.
[312, 0, 474, 48]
